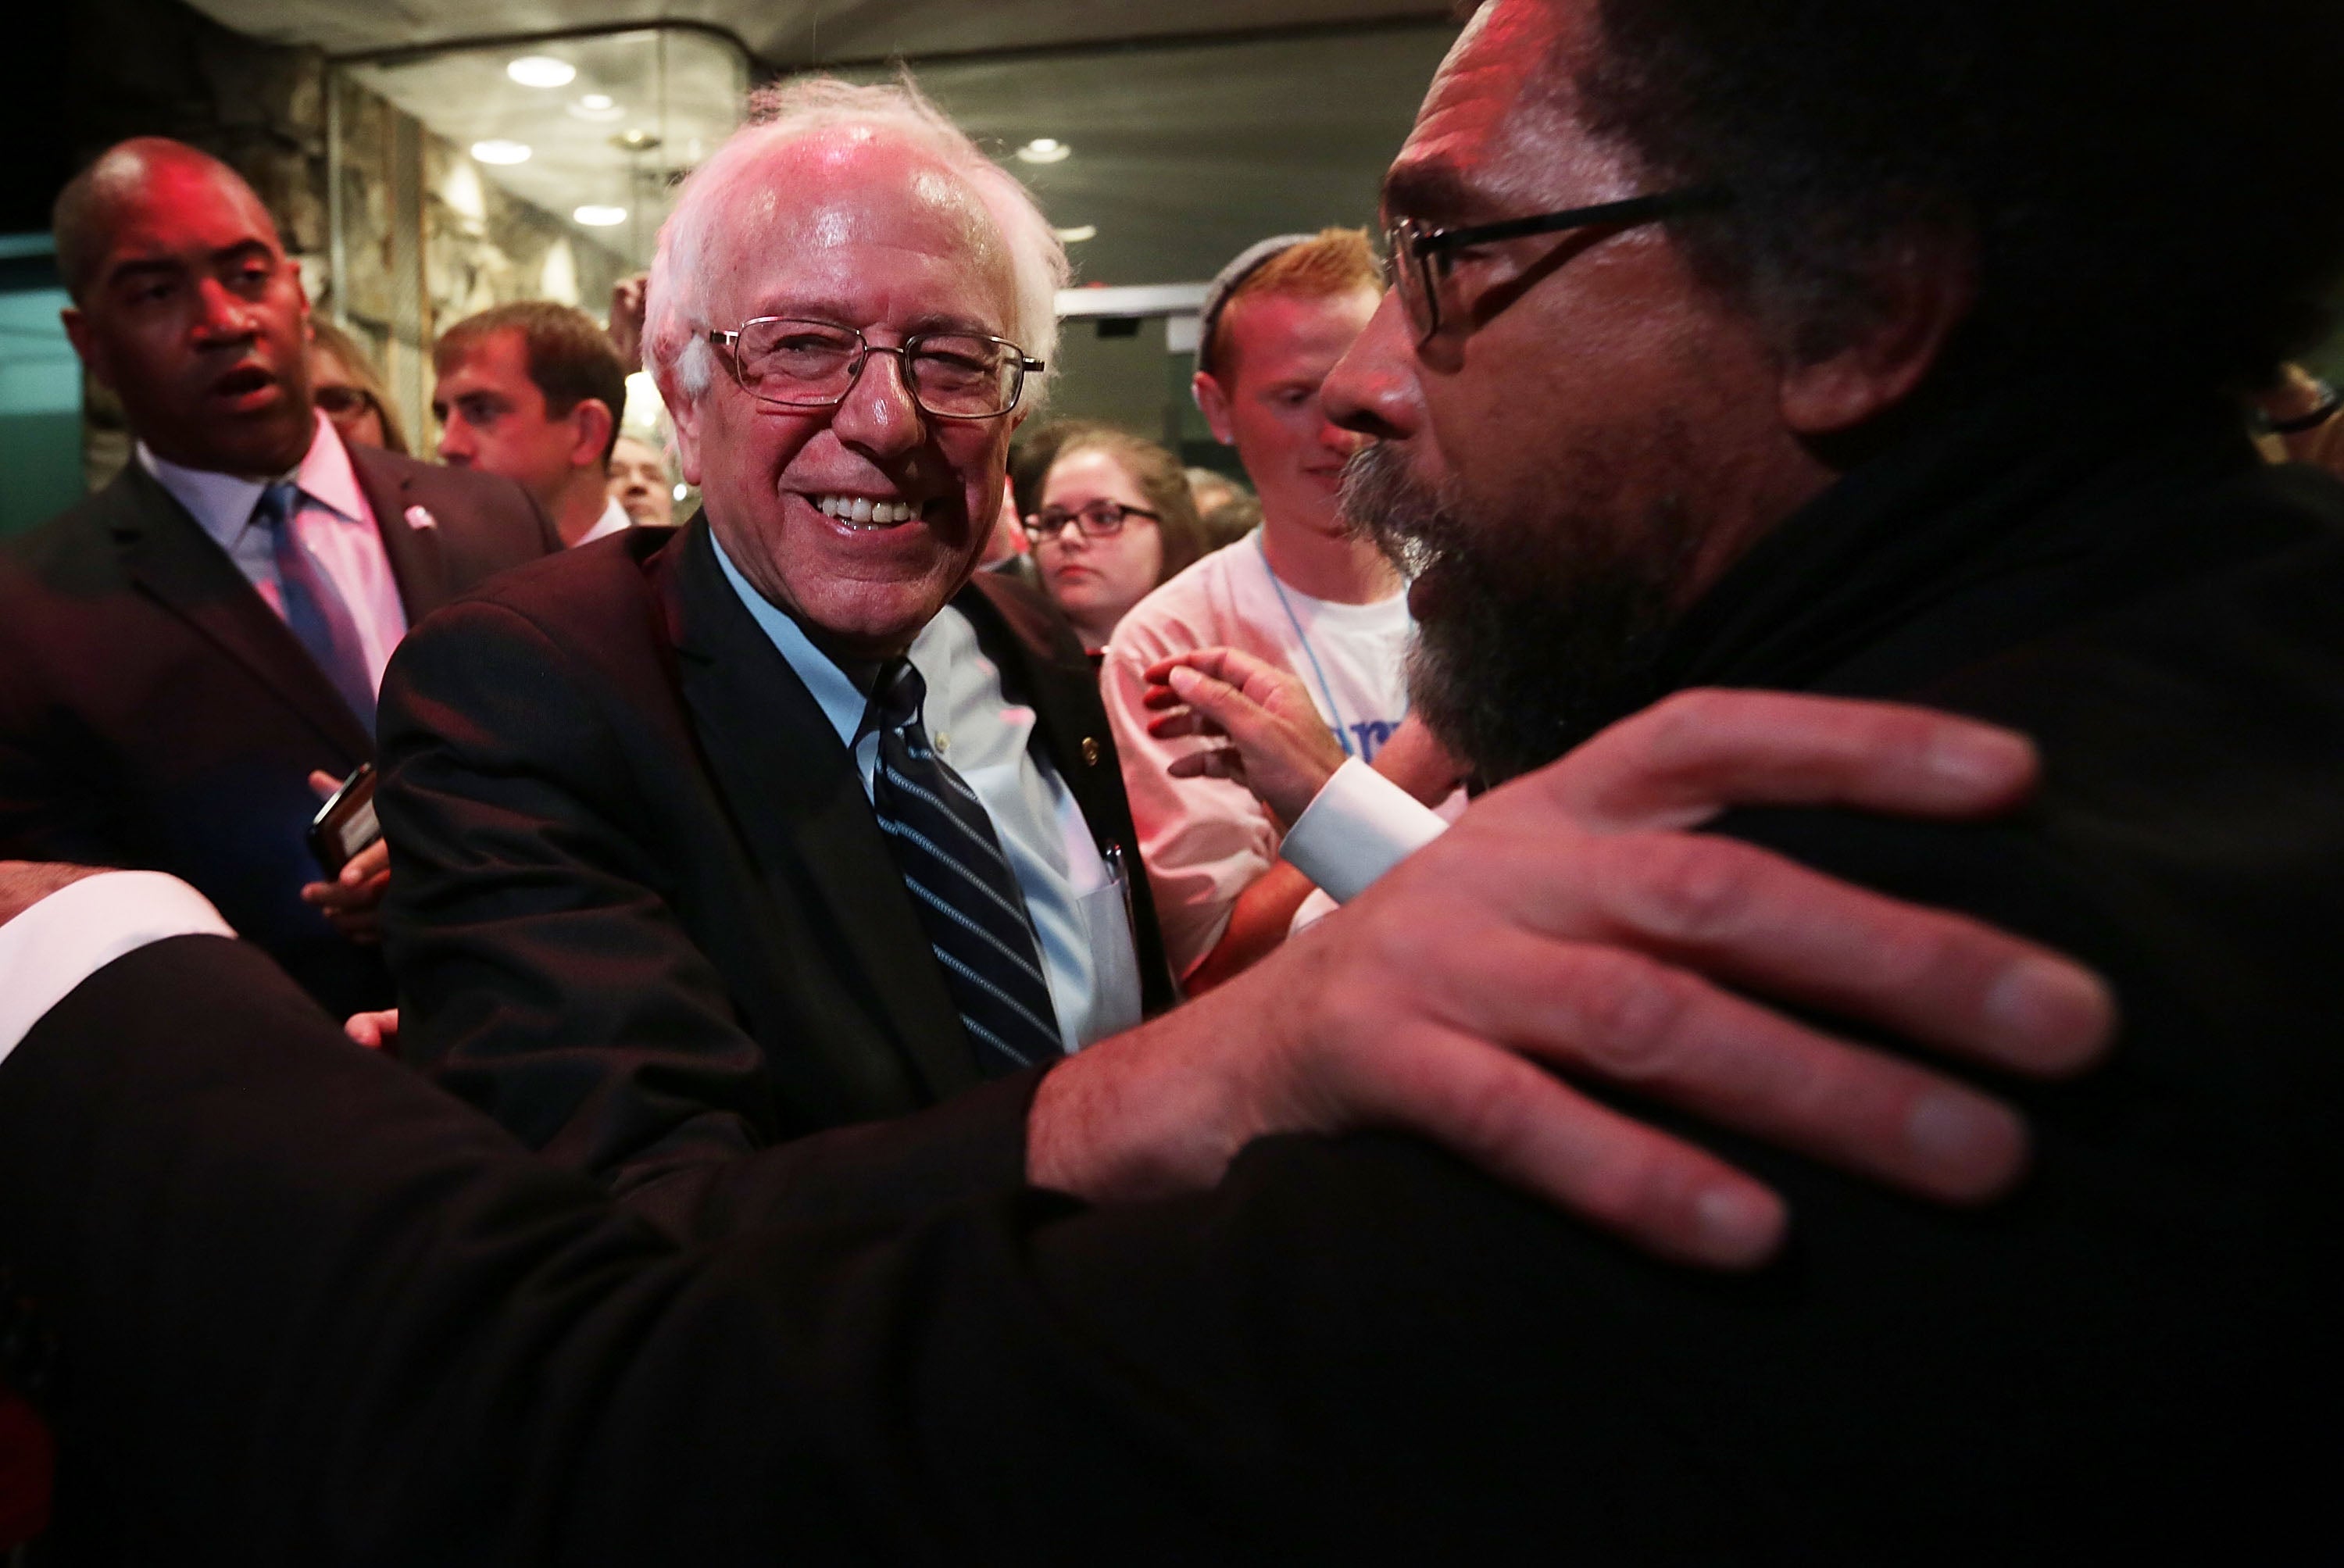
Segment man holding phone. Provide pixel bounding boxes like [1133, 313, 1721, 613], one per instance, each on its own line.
[0, 137, 557, 1013]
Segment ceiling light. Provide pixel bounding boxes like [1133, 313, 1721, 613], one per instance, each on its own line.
[470, 140, 531, 166]
[672, 483, 688, 502]
[567, 96, 625, 123]
[580, 92, 613, 109]
[507, 55, 577, 88]
[613, 128, 663, 154]
[1015, 138, 1070, 165]
[574, 205, 628, 227]
[1052, 224, 1098, 243]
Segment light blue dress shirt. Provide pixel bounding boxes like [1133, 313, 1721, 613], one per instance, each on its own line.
[711, 533, 1142, 1054]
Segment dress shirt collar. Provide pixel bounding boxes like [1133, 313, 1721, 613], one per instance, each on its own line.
[576, 496, 633, 546]
[709, 527, 874, 750]
[137, 411, 368, 550]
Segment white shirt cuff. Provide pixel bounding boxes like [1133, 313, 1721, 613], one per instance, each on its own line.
[0, 871, 237, 1068]
[1277, 757, 1450, 905]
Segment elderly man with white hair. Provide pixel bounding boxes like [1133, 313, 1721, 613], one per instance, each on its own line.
[371, 78, 1187, 1229]
[356, 76, 2094, 1254]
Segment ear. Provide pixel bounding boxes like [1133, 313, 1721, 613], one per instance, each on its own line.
[570, 398, 616, 470]
[1192, 370, 1235, 445]
[654, 360, 707, 486]
[1778, 236, 1974, 438]
[60, 305, 114, 391]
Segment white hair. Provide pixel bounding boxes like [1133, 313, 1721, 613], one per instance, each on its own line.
[645, 74, 1068, 412]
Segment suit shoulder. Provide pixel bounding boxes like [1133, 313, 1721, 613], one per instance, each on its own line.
[0, 472, 148, 587]
[407, 527, 673, 652]
[356, 448, 558, 555]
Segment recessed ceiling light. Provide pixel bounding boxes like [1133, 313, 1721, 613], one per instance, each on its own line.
[567, 96, 624, 123]
[672, 483, 688, 502]
[1015, 138, 1070, 165]
[470, 140, 531, 165]
[613, 128, 663, 154]
[574, 205, 628, 227]
[507, 55, 576, 88]
[1052, 224, 1098, 243]
[580, 93, 613, 109]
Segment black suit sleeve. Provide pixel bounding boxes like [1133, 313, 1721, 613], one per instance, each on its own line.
[0, 937, 1055, 1563]
[377, 598, 782, 1213]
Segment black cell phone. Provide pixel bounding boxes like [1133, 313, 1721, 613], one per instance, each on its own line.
[308, 762, 381, 877]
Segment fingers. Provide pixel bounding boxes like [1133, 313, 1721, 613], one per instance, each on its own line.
[1166, 748, 1247, 782]
[301, 869, 388, 913]
[1340, 1022, 1788, 1267]
[1544, 690, 2040, 835]
[1542, 830, 2114, 1078]
[301, 843, 391, 946]
[341, 838, 390, 885]
[1417, 821, 2114, 1080]
[1417, 928, 2032, 1205]
[308, 769, 341, 799]
[1145, 705, 1226, 741]
[1142, 645, 1286, 694]
[344, 1009, 399, 1049]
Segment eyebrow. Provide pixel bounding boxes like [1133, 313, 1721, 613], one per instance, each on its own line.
[1379, 159, 1489, 227]
[101, 239, 277, 291]
[103, 258, 184, 290]
[741, 301, 1006, 339]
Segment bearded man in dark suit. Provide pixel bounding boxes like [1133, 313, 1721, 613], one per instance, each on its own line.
[0, 138, 557, 1016]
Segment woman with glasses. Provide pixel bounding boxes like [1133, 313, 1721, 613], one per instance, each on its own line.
[307, 319, 409, 456]
[1024, 426, 1208, 657]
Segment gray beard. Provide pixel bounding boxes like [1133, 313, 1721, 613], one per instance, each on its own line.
[1340, 439, 1698, 786]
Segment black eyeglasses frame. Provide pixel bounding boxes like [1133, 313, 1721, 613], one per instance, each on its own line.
[1023, 500, 1162, 541]
[1385, 184, 1731, 341]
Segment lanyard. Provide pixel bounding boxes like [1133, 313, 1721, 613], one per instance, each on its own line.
[1258, 532, 1353, 758]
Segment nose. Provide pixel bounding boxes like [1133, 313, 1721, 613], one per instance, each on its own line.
[828, 343, 925, 459]
[191, 276, 258, 345]
[1322, 288, 1420, 443]
[437, 418, 472, 464]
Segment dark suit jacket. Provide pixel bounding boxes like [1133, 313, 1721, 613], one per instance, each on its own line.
[0, 446, 556, 1016]
[377, 516, 1176, 1230]
[0, 389, 2335, 1560]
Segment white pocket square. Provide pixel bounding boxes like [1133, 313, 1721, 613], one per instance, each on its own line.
[403, 505, 439, 531]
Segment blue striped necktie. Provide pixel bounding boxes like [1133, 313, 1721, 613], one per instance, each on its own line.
[252, 480, 375, 726]
[862, 658, 1064, 1076]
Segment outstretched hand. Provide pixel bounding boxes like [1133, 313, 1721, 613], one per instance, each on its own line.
[608, 274, 649, 369]
[1028, 689, 2114, 1270]
[299, 770, 390, 945]
[1144, 647, 1348, 826]
[1145, 646, 1468, 823]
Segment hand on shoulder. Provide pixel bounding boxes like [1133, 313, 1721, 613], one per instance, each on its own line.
[1027, 690, 2115, 1269]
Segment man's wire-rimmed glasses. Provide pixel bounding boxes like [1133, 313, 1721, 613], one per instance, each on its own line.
[1384, 186, 1731, 341]
[704, 316, 1045, 420]
[1024, 500, 1161, 541]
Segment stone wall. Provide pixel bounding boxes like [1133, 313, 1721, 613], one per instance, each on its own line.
[329, 74, 631, 448]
